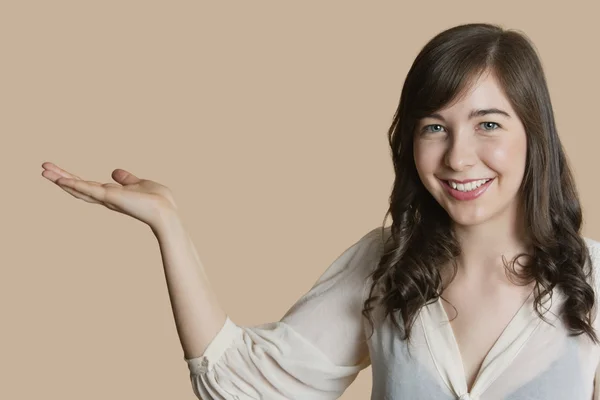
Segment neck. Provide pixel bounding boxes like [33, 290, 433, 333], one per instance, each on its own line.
[451, 204, 531, 281]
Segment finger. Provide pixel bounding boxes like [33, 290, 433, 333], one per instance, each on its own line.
[42, 169, 62, 183]
[42, 162, 82, 180]
[42, 170, 91, 200]
[44, 170, 97, 203]
[42, 169, 79, 184]
[112, 169, 141, 186]
[60, 183, 100, 204]
[56, 178, 101, 204]
[102, 183, 123, 191]
[57, 178, 107, 204]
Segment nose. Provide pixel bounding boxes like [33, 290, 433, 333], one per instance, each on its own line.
[444, 134, 477, 172]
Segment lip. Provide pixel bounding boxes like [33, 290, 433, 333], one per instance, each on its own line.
[441, 177, 494, 184]
[438, 177, 495, 201]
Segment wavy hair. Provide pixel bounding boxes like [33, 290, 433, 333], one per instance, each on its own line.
[362, 23, 597, 344]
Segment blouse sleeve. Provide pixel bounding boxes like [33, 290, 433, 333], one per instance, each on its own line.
[184, 226, 384, 400]
[586, 237, 600, 400]
[585, 237, 600, 321]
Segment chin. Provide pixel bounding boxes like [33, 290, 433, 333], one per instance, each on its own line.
[447, 213, 488, 227]
[443, 204, 491, 227]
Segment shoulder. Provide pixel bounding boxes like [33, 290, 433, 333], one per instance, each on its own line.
[584, 236, 600, 251]
[583, 236, 600, 267]
[361, 225, 390, 241]
[583, 237, 600, 293]
[358, 225, 392, 260]
[350, 225, 389, 252]
[314, 226, 387, 285]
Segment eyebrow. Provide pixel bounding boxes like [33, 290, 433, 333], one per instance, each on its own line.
[424, 108, 512, 122]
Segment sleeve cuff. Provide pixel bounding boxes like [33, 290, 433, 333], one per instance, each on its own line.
[184, 316, 242, 375]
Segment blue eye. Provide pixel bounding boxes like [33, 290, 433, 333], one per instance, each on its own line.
[422, 124, 445, 133]
[420, 122, 501, 134]
[480, 122, 500, 131]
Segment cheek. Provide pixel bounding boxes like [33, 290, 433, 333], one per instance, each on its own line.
[489, 146, 511, 168]
[414, 141, 444, 176]
[483, 135, 527, 177]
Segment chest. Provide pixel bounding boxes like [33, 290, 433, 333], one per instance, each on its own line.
[440, 284, 533, 390]
[367, 282, 596, 399]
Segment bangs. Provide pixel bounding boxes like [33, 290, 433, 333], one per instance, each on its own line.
[407, 40, 496, 120]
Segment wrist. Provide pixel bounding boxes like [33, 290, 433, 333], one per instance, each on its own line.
[151, 207, 182, 237]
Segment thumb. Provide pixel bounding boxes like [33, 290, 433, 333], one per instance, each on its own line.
[112, 169, 141, 186]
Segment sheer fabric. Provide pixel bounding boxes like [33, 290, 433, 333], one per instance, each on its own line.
[184, 227, 600, 399]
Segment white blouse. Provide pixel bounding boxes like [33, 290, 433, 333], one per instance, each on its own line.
[184, 226, 600, 399]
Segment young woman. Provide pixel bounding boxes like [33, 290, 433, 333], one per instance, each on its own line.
[42, 23, 600, 399]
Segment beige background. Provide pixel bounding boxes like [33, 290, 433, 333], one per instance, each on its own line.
[3, 1, 600, 399]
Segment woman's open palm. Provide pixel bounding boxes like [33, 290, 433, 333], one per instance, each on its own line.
[41, 162, 178, 229]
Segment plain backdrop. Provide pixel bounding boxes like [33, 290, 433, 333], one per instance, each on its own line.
[3, 1, 600, 399]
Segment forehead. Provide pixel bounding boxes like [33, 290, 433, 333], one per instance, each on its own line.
[436, 71, 514, 116]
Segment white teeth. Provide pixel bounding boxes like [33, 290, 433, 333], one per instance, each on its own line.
[448, 179, 491, 192]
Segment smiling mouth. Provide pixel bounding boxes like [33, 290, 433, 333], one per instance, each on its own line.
[442, 178, 494, 192]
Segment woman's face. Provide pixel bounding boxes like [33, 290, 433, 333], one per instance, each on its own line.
[413, 71, 528, 227]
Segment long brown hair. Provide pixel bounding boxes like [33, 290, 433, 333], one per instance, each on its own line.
[362, 23, 597, 343]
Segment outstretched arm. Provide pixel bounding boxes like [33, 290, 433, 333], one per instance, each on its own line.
[153, 211, 228, 360]
[41, 162, 228, 359]
[42, 162, 381, 399]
